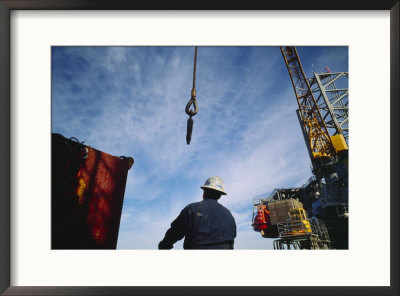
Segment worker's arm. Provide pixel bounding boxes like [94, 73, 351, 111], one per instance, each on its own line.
[228, 214, 237, 249]
[158, 207, 188, 249]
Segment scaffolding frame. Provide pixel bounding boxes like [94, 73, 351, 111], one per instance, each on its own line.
[308, 71, 349, 144]
[274, 218, 332, 250]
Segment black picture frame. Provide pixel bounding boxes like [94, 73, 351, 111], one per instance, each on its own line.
[1, 1, 399, 295]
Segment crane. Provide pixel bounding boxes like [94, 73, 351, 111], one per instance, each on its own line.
[252, 47, 349, 249]
[280, 46, 348, 174]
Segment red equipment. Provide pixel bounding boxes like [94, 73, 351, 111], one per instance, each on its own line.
[252, 204, 270, 232]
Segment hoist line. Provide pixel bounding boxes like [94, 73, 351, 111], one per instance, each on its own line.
[192, 46, 198, 89]
[185, 46, 199, 117]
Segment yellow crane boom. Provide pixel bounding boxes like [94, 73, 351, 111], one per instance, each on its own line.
[280, 46, 336, 161]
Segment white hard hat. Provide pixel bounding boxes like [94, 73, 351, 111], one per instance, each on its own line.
[200, 176, 227, 195]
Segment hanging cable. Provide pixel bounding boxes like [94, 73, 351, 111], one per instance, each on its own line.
[185, 46, 199, 145]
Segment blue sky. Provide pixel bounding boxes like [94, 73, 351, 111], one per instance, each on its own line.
[51, 46, 348, 249]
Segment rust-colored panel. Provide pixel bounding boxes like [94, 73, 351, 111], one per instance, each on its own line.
[52, 133, 133, 249]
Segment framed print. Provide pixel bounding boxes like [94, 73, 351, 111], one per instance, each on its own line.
[1, 1, 399, 295]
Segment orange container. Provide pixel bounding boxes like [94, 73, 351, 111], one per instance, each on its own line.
[52, 133, 133, 249]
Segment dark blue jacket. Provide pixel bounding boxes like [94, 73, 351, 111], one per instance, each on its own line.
[158, 198, 236, 249]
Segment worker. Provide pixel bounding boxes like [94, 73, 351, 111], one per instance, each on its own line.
[158, 176, 236, 249]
